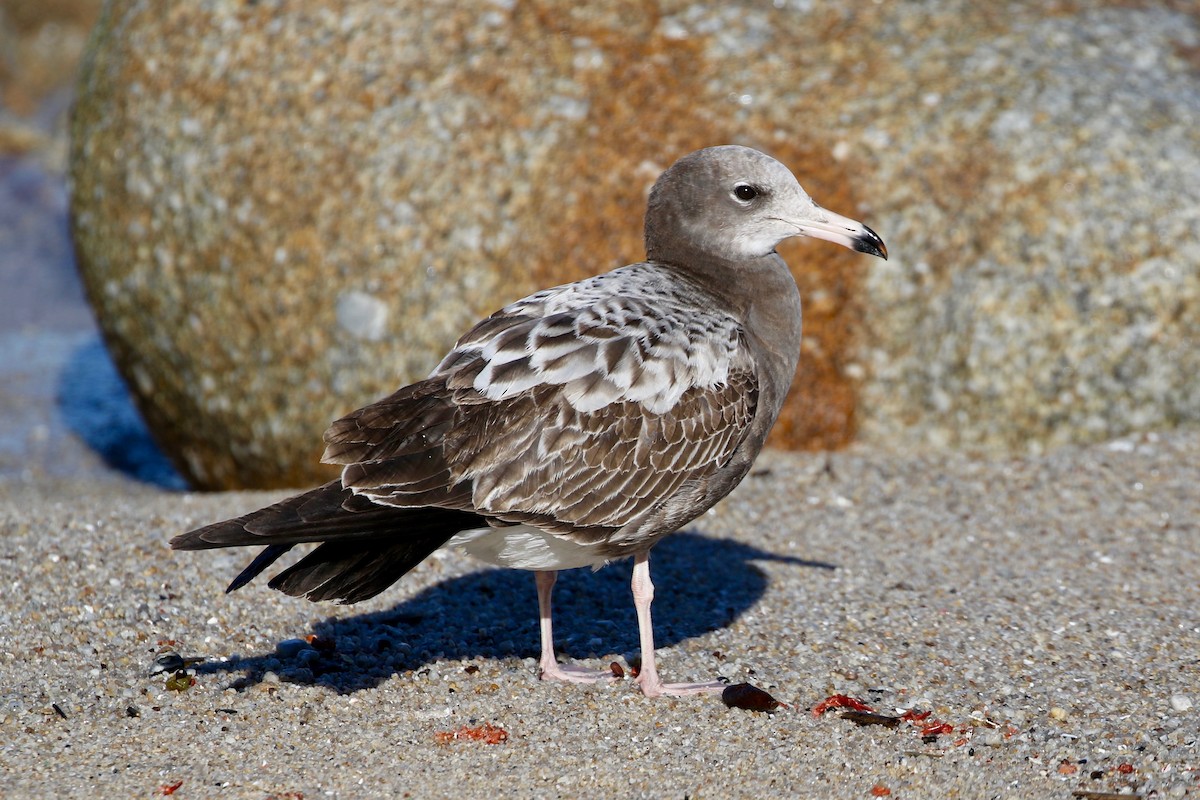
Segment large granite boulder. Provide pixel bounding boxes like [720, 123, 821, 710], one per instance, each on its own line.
[70, 1, 1200, 489]
[857, 6, 1200, 453]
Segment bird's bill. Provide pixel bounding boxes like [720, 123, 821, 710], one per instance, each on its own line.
[795, 207, 888, 260]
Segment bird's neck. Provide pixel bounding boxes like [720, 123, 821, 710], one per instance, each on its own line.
[736, 253, 804, 410]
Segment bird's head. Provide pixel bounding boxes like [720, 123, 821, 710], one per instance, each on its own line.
[644, 145, 887, 266]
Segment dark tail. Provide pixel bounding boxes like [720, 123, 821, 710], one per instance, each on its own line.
[172, 481, 485, 604]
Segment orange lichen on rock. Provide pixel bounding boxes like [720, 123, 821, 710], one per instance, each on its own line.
[502, 2, 874, 451]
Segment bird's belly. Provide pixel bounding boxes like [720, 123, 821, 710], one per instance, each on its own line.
[447, 525, 610, 571]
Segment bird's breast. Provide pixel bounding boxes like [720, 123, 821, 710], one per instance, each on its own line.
[448, 525, 611, 571]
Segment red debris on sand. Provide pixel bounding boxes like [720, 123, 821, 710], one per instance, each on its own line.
[812, 694, 873, 717]
[918, 720, 954, 737]
[435, 722, 509, 745]
[1116, 763, 1135, 775]
[870, 785, 892, 796]
[609, 662, 625, 679]
[816, 697, 986, 745]
[158, 780, 184, 796]
[899, 708, 932, 722]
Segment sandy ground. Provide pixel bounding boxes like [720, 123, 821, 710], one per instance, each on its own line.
[2, 433, 1198, 799]
[2, 69, 1196, 800]
[2, 8, 1197, 796]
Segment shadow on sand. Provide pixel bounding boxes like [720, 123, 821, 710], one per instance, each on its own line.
[193, 531, 836, 694]
[56, 336, 187, 489]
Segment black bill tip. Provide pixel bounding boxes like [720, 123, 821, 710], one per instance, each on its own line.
[854, 224, 888, 260]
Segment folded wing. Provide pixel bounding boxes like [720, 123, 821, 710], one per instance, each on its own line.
[324, 264, 760, 542]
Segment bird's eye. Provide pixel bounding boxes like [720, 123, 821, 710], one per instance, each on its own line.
[734, 184, 758, 202]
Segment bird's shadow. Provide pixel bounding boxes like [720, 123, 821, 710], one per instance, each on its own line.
[194, 532, 835, 694]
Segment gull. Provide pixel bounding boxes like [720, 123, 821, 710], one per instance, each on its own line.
[172, 145, 887, 697]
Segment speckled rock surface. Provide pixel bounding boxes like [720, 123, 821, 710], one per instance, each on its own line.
[70, 1, 1200, 488]
[857, 4, 1200, 453]
[2, 432, 1198, 797]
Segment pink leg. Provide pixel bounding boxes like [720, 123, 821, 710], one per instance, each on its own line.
[535, 570, 614, 684]
[631, 552, 726, 698]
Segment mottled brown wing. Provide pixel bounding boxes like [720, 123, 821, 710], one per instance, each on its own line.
[321, 266, 760, 541]
[324, 354, 758, 541]
[444, 366, 760, 540]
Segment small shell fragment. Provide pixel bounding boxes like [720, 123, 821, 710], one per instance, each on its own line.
[721, 682, 782, 712]
[165, 669, 196, 692]
[841, 710, 902, 728]
[151, 651, 205, 676]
